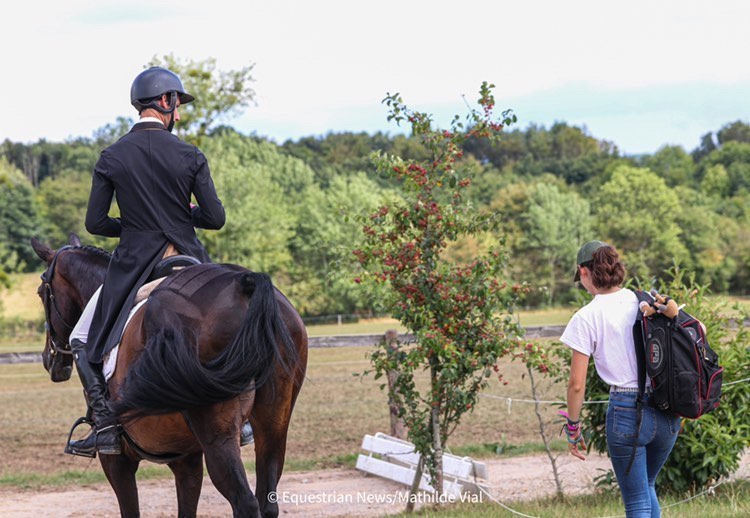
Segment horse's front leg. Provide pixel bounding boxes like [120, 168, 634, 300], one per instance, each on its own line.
[185, 399, 259, 518]
[99, 453, 141, 518]
[168, 451, 204, 518]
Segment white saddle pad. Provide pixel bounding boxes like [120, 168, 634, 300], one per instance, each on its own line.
[101, 276, 167, 382]
[102, 299, 148, 382]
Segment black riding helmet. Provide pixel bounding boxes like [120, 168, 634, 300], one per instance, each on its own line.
[130, 67, 195, 114]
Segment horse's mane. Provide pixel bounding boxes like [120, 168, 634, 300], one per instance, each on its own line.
[66, 245, 111, 296]
[78, 245, 112, 261]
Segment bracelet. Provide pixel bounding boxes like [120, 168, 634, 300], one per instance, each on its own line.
[558, 410, 580, 426]
[563, 425, 583, 444]
[558, 410, 583, 444]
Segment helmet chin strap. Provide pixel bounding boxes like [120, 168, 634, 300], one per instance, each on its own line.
[148, 92, 177, 131]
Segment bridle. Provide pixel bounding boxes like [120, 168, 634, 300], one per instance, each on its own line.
[40, 245, 77, 358]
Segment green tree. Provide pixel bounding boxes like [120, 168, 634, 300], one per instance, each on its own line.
[198, 134, 296, 276]
[549, 122, 602, 160]
[35, 170, 119, 252]
[289, 173, 388, 314]
[644, 145, 696, 186]
[716, 120, 750, 145]
[0, 158, 45, 272]
[592, 165, 688, 278]
[357, 84, 549, 504]
[672, 186, 735, 291]
[701, 141, 750, 195]
[701, 164, 731, 199]
[692, 131, 717, 162]
[524, 181, 592, 303]
[92, 116, 133, 148]
[147, 54, 255, 143]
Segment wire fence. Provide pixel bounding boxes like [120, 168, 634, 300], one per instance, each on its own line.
[479, 376, 750, 414]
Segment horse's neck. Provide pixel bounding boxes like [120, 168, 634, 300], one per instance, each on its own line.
[70, 257, 107, 307]
[78, 283, 100, 307]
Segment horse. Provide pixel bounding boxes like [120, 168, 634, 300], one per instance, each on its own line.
[30, 233, 308, 518]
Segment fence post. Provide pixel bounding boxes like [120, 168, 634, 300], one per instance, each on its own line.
[385, 329, 407, 440]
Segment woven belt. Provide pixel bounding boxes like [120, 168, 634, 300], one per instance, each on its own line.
[610, 386, 652, 394]
[610, 386, 640, 394]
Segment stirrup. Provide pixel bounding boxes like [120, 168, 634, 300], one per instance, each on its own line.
[64, 416, 97, 458]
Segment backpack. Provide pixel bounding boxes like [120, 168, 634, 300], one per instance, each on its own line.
[632, 290, 723, 419]
[624, 290, 724, 475]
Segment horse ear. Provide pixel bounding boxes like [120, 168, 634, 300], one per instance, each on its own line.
[68, 233, 82, 247]
[30, 238, 55, 264]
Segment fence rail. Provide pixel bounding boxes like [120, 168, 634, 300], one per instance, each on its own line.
[0, 325, 566, 365]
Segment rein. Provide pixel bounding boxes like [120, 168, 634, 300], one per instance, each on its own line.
[41, 245, 77, 357]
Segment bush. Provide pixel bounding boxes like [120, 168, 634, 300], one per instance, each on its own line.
[0, 315, 44, 339]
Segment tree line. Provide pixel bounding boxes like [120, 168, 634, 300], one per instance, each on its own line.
[1, 58, 748, 315]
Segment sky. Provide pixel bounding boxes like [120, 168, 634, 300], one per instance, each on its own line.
[3, 0, 750, 155]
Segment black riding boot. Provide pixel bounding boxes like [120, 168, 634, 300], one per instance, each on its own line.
[65, 339, 121, 456]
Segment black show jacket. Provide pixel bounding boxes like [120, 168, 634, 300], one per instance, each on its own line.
[85, 121, 225, 363]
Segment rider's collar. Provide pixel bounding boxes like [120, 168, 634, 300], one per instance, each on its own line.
[135, 117, 164, 126]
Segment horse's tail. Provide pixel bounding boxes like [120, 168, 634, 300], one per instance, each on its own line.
[113, 271, 299, 418]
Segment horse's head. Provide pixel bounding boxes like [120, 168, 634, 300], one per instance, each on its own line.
[30, 233, 83, 382]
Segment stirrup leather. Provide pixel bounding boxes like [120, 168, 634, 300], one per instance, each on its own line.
[64, 416, 97, 458]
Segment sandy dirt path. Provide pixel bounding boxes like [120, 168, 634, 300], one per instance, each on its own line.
[1, 452, 747, 517]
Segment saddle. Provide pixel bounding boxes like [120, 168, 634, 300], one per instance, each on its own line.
[135, 254, 201, 303]
[147, 254, 201, 282]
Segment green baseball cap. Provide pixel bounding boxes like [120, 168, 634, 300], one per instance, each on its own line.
[573, 240, 609, 281]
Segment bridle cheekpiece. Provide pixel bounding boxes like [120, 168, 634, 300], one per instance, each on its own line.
[41, 245, 77, 358]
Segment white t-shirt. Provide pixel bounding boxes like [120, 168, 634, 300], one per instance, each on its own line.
[560, 288, 640, 388]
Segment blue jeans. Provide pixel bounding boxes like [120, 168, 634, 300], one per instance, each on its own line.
[606, 392, 680, 518]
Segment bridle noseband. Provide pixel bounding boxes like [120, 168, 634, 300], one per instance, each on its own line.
[41, 245, 77, 358]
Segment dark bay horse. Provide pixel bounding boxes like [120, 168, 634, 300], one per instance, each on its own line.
[31, 234, 307, 517]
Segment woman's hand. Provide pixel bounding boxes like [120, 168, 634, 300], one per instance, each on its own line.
[568, 428, 587, 461]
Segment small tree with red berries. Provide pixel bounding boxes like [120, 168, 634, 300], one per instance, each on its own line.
[356, 83, 550, 502]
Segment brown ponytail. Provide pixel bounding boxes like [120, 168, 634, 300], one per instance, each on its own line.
[588, 246, 625, 289]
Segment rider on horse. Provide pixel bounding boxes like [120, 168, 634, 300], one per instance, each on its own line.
[66, 66, 226, 456]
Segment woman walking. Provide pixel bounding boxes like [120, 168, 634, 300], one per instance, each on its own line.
[561, 240, 680, 517]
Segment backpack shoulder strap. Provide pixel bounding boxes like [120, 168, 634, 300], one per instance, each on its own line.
[626, 289, 652, 475]
[632, 290, 653, 395]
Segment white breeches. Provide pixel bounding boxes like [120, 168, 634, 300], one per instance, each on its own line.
[69, 286, 102, 345]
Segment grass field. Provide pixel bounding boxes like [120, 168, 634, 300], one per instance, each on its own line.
[0, 344, 569, 484]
